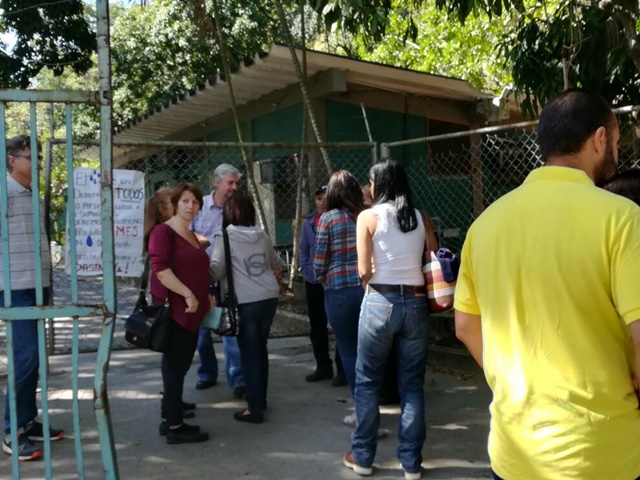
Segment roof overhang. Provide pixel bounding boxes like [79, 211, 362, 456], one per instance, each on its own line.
[113, 44, 493, 144]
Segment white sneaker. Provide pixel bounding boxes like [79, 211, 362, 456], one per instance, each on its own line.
[342, 412, 356, 427]
[404, 468, 422, 480]
[343, 452, 373, 476]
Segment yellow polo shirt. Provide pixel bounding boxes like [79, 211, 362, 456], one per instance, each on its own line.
[455, 166, 640, 480]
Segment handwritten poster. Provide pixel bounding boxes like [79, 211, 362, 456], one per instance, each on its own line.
[66, 168, 145, 277]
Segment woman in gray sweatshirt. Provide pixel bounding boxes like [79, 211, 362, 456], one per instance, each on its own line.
[209, 192, 281, 424]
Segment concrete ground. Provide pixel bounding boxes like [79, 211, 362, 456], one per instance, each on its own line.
[1, 337, 492, 480]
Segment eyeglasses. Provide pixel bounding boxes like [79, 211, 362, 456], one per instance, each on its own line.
[11, 154, 42, 162]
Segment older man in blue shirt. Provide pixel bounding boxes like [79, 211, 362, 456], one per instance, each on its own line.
[191, 164, 246, 398]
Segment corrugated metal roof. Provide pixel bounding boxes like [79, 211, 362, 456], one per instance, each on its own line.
[114, 45, 493, 142]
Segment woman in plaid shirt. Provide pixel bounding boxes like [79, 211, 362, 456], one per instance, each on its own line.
[314, 170, 365, 412]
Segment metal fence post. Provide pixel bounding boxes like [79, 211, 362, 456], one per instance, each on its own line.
[380, 142, 390, 159]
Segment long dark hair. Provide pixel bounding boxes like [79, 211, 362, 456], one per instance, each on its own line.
[369, 158, 417, 233]
[143, 187, 172, 252]
[326, 170, 365, 216]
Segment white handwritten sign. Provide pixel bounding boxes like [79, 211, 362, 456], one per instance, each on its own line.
[66, 168, 145, 277]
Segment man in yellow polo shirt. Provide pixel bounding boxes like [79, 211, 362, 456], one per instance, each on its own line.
[455, 89, 640, 480]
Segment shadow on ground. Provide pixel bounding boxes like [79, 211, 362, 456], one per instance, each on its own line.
[1, 337, 491, 479]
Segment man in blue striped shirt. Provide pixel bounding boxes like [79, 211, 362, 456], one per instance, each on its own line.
[191, 164, 246, 399]
[1, 135, 63, 461]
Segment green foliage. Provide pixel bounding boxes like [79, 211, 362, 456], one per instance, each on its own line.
[0, 0, 95, 87]
[314, 0, 640, 112]
[312, 0, 524, 44]
[502, 2, 640, 114]
[111, 0, 277, 127]
[3, 62, 100, 243]
[315, 1, 515, 93]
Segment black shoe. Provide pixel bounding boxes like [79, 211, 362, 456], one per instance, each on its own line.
[159, 421, 200, 437]
[2, 433, 42, 461]
[233, 386, 247, 399]
[23, 421, 64, 442]
[160, 393, 196, 419]
[306, 369, 333, 382]
[166, 424, 209, 444]
[233, 409, 264, 424]
[332, 373, 348, 387]
[195, 380, 217, 390]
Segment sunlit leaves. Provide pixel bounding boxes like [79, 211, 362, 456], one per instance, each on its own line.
[0, 0, 95, 87]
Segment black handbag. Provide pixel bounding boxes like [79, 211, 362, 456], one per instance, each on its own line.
[213, 229, 240, 337]
[124, 255, 172, 352]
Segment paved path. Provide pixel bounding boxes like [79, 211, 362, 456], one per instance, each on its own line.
[1, 337, 492, 480]
[0, 267, 312, 376]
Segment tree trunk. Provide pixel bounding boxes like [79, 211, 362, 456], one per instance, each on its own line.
[288, 0, 308, 290]
[272, 0, 332, 173]
[211, 0, 269, 235]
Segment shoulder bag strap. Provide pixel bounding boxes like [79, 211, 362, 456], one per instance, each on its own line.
[139, 256, 151, 293]
[419, 210, 431, 261]
[167, 228, 175, 305]
[136, 256, 151, 306]
[222, 228, 237, 307]
[160, 226, 175, 305]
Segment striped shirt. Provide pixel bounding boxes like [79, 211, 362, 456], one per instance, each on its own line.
[191, 191, 223, 256]
[313, 208, 360, 290]
[0, 175, 51, 291]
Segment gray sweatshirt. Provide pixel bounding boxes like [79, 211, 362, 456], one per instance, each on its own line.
[209, 225, 280, 304]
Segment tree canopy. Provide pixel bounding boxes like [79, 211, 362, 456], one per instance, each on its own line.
[0, 0, 95, 88]
[313, 0, 640, 113]
[111, 0, 281, 127]
[1, 0, 639, 120]
[313, 1, 515, 94]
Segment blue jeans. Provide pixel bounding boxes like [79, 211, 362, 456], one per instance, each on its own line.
[352, 290, 429, 473]
[236, 298, 278, 412]
[222, 336, 245, 389]
[324, 286, 364, 395]
[2, 288, 50, 433]
[196, 327, 219, 382]
[197, 328, 245, 389]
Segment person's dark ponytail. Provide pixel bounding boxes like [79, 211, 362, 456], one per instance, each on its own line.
[370, 158, 417, 233]
[396, 193, 417, 232]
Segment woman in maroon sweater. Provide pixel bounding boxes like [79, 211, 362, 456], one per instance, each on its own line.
[148, 183, 214, 445]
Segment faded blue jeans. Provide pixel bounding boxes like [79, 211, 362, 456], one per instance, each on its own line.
[324, 286, 364, 395]
[197, 326, 246, 389]
[351, 290, 429, 473]
[2, 288, 50, 433]
[197, 282, 245, 390]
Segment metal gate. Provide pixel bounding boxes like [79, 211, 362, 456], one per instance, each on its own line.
[0, 1, 118, 478]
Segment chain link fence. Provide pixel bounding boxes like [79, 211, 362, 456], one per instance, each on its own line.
[0, 141, 376, 376]
[117, 142, 377, 252]
[384, 106, 640, 255]
[4, 109, 639, 372]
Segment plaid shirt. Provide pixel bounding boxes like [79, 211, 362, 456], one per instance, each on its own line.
[313, 208, 361, 290]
